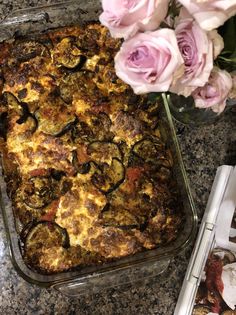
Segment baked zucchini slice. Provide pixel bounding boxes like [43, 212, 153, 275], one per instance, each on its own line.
[16, 103, 38, 134]
[72, 113, 113, 142]
[23, 221, 70, 272]
[91, 158, 125, 194]
[24, 221, 69, 249]
[87, 141, 122, 165]
[72, 150, 91, 175]
[21, 176, 60, 209]
[4, 92, 38, 133]
[35, 99, 76, 136]
[4, 92, 26, 117]
[132, 138, 164, 162]
[59, 71, 88, 104]
[10, 40, 50, 63]
[53, 37, 86, 69]
[88, 113, 114, 142]
[101, 207, 140, 230]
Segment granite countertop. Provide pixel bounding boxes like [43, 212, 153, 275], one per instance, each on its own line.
[0, 1, 236, 314]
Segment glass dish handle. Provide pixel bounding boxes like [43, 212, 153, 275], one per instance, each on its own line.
[53, 259, 170, 297]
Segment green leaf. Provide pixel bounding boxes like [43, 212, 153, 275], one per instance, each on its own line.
[219, 15, 236, 56]
[218, 56, 236, 63]
[217, 16, 236, 71]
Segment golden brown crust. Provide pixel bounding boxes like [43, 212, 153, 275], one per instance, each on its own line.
[0, 24, 182, 274]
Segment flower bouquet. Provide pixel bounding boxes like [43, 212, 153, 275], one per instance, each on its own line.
[99, 0, 236, 124]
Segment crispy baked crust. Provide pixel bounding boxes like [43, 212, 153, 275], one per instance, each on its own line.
[0, 24, 182, 274]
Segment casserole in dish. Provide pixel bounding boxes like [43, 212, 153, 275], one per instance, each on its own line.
[0, 0, 197, 295]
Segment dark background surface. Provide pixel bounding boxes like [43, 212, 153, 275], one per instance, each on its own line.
[0, 1, 235, 314]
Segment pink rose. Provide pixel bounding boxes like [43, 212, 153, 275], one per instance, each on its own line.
[192, 67, 233, 113]
[178, 0, 236, 31]
[114, 29, 184, 94]
[170, 11, 222, 97]
[99, 0, 169, 39]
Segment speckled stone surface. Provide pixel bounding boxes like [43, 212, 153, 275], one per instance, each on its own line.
[0, 1, 235, 314]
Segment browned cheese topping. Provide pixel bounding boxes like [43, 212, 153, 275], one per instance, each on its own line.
[0, 24, 182, 274]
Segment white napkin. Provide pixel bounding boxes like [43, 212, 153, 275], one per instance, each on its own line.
[221, 262, 236, 310]
[215, 166, 236, 251]
[215, 167, 236, 310]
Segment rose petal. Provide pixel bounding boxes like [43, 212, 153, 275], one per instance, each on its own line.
[178, 0, 236, 31]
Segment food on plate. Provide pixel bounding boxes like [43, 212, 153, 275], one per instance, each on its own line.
[193, 247, 236, 314]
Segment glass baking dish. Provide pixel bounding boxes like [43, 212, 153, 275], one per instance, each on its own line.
[0, 0, 198, 296]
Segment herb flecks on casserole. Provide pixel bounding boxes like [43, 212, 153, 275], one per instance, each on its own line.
[0, 24, 182, 274]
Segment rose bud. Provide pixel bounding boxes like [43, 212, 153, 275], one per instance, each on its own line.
[192, 67, 233, 113]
